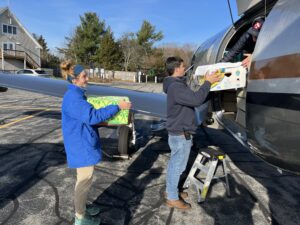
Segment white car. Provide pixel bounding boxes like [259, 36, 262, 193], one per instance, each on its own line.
[16, 69, 51, 78]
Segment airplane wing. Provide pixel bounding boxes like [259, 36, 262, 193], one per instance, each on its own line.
[0, 73, 166, 119]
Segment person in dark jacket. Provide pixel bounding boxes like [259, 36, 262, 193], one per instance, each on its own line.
[60, 61, 131, 225]
[163, 56, 221, 210]
[220, 17, 265, 68]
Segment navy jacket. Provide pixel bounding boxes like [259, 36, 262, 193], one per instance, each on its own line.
[163, 76, 211, 135]
[220, 31, 255, 62]
[61, 84, 119, 168]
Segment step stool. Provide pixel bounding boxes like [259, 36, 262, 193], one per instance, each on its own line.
[183, 146, 231, 203]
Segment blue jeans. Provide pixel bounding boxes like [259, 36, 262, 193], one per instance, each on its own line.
[166, 134, 192, 200]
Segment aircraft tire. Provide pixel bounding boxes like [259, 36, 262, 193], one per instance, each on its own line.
[118, 125, 131, 156]
[0, 86, 8, 92]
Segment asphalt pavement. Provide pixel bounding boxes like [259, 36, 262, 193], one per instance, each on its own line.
[0, 84, 299, 225]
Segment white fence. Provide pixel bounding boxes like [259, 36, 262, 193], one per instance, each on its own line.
[87, 69, 160, 83]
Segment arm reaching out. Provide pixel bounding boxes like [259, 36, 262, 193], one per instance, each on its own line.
[205, 70, 222, 84]
[118, 99, 132, 110]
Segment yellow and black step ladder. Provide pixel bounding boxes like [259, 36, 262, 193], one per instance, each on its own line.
[183, 146, 230, 203]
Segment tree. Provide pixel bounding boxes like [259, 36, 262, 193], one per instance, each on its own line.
[161, 43, 196, 66]
[57, 31, 78, 62]
[33, 34, 49, 63]
[136, 20, 163, 54]
[145, 48, 165, 76]
[97, 27, 122, 70]
[119, 32, 139, 71]
[59, 12, 123, 71]
[135, 21, 163, 70]
[33, 33, 60, 70]
[60, 12, 106, 66]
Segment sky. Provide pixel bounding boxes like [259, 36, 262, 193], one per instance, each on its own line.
[0, 0, 239, 53]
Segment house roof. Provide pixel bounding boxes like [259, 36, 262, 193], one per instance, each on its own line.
[0, 7, 6, 14]
[0, 7, 42, 49]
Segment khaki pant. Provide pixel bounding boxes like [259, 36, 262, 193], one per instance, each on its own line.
[74, 166, 94, 218]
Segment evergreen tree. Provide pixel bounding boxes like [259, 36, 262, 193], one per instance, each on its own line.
[135, 21, 163, 70]
[33, 33, 60, 70]
[66, 12, 105, 66]
[97, 27, 122, 70]
[136, 20, 163, 55]
[33, 33, 49, 67]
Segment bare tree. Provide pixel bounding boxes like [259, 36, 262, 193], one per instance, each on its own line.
[119, 32, 138, 71]
[161, 43, 197, 65]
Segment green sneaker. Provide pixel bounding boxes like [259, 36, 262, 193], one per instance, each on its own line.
[86, 205, 101, 216]
[75, 215, 101, 225]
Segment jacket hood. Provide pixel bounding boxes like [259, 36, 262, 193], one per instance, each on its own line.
[163, 76, 186, 94]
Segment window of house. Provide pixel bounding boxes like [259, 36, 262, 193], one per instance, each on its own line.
[3, 24, 7, 33]
[3, 42, 15, 50]
[2, 24, 17, 35]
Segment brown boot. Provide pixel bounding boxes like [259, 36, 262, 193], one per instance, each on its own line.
[164, 191, 188, 199]
[179, 192, 188, 199]
[166, 199, 191, 210]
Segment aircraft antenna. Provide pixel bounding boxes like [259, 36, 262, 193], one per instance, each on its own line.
[227, 0, 235, 28]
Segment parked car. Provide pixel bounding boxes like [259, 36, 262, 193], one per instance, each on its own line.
[16, 69, 51, 78]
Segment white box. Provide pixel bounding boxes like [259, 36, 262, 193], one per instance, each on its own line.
[194, 62, 247, 91]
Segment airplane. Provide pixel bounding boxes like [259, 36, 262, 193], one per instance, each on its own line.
[187, 0, 300, 174]
[0, 0, 299, 174]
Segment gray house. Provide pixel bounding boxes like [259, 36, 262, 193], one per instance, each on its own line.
[0, 7, 42, 71]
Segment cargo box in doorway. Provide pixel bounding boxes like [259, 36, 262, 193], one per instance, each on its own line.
[194, 62, 247, 91]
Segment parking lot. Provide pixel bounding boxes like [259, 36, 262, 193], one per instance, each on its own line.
[0, 87, 300, 225]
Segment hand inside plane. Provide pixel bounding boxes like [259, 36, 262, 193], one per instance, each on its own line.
[242, 53, 252, 69]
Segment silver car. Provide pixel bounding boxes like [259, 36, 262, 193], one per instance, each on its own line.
[16, 69, 51, 78]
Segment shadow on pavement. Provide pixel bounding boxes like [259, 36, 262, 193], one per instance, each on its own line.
[0, 143, 73, 225]
[92, 138, 166, 225]
[196, 126, 300, 225]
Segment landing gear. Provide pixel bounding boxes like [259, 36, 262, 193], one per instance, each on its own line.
[117, 113, 136, 156]
[118, 125, 131, 155]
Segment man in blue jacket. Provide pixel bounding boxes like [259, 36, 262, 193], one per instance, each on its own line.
[163, 57, 221, 209]
[61, 61, 131, 225]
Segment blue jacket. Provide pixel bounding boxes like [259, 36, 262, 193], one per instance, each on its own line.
[61, 84, 119, 168]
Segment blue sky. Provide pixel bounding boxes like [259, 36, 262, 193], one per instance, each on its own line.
[1, 0, 239, 53]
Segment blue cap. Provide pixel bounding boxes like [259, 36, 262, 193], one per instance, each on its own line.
[73, 64, 85, 77]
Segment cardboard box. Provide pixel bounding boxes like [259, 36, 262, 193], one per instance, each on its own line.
[87, 96, 130, 125]
[194, 62, 247, 91]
